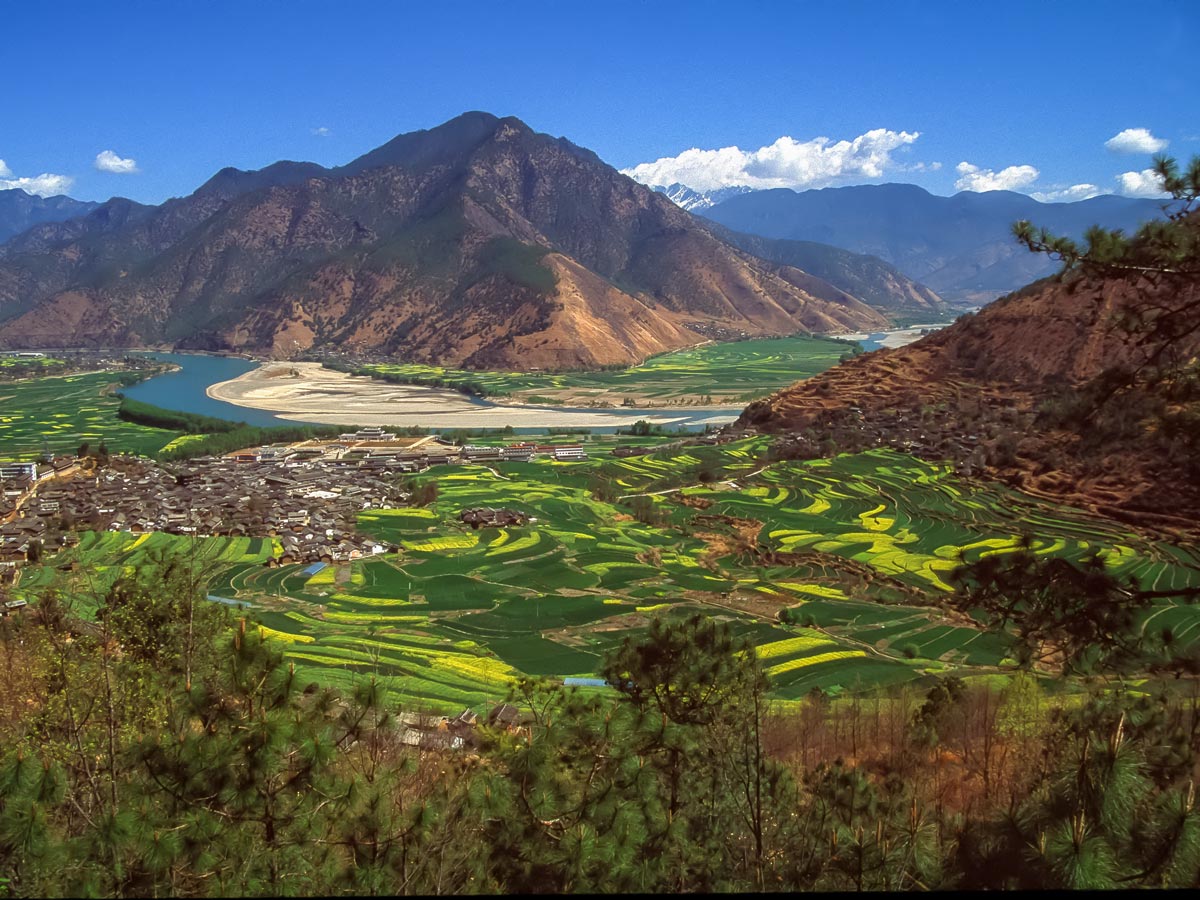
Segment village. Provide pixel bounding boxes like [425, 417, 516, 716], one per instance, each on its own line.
[0, 428, 603, 576]
[0, 425, 611, 742]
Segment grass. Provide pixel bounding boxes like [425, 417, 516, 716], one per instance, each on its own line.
[14, 531, 275, 617]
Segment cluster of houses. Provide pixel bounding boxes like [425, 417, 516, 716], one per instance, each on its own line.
[459, 507, 530, 529]
[460, 442, 588, 462]
[0, 429, 613, 577]
[397, 703, 530, 751]
[1, 458, 80, 574]
[0, 451, 409, 569]
[231, 434, 593, 468]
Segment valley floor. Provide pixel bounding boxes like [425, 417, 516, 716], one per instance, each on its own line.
[7, 353, 1199, 714]
[13, 439, 1200, 712]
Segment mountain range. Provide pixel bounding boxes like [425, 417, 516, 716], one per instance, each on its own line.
[0, 190, 99, 245]
[0, 113, 903, 368]
[708, 226, 946, 319]
[697, 183, 1166, 305]
[649, 183, 753, 212]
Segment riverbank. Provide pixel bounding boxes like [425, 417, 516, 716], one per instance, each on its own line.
[208, 363, 740, 429]
[123, 352, 286, 427]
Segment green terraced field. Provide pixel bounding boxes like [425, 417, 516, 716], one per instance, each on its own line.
[358, 335, 853, 404]
[0, 371, 181, 459]
[696, 449, 1200, 596]
[14, 531, 277, 617]
[14, 441, 1200, 712]
[0, 355, 67, 370]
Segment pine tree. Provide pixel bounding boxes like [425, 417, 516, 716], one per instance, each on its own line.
[1013, 154, 1200, 445]
[949, 548, 1148, 674]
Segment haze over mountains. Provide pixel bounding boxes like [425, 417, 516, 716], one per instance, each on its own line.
[709, 226, 946, 319]
[0, 113, 905, 368]
[695, 183, 1166, 304]
[0, 190, 99, 245]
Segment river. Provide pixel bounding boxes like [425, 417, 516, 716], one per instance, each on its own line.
[123, 353, 293, 427]
[125, 353, 739, 434]
[836, 323, 949, 352]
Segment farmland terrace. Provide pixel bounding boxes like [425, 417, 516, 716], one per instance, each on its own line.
[316, 333, 856, 407]
[0, 350, 166, 383]
[9, 435, 1200, 713]
[0, 434, 616, 569]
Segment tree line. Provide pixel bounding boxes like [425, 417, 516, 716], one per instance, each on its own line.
[115, 397, 346, 461]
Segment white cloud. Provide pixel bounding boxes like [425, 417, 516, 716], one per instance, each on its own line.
[94, 150, 139, 174]
[1105, 128, 1168, 154]
[0, 159, 11, 178]
[621, 128, 922, 191]
[312, 126, 331, 137]
[1031, 183, 1102, 203]
[1117, 168, 1169, 198]
[954, 161, 1040, 193]
[0, 173, 75, 197]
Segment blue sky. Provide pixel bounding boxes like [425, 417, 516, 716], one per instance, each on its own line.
[2, 0, 1196, 204]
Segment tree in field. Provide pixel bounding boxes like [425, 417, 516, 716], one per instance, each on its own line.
[136, 621, 484, 896]
[0, 557, 238, 897]
[797, 761, 942, 892]
[410, 479, 439, 507]
[467, 677, 661, 892]
[948, 546, 1148, 675]
[596, 613, 943, 891]
[2, 560, 482, 897]
[950, 539, 1200, 675]
[602, 614, 762, 727]
[604, 614, 777, 888]
[471, 615, 801, 891]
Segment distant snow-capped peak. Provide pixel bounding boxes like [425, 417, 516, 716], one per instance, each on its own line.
[650, 182, 753, 211]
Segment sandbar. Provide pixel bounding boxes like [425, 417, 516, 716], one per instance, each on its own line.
[207, 362, 740, 429]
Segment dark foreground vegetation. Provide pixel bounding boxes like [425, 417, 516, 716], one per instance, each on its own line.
[2, 560, 1200, 895]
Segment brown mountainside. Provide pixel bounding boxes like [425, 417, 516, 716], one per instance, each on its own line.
[0, 113, 886, 368]
[737, 274, 1200, 536]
